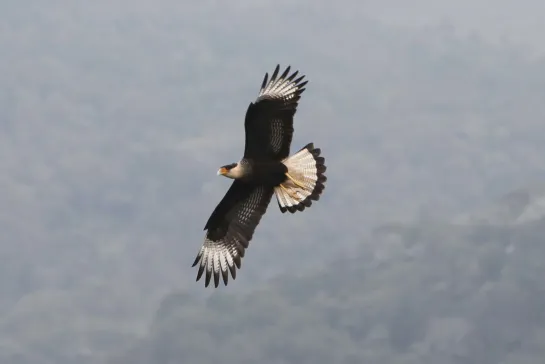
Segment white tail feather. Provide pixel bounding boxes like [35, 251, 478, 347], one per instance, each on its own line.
[274, 143, 326, 213]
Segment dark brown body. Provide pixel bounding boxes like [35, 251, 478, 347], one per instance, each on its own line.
[240, 159, 288, 187]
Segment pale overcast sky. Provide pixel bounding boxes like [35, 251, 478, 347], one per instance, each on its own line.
[365, 0, 545, 55]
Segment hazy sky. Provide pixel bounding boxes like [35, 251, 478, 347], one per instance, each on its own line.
[2, 0, 545, 295]
[365, 0, 545, 55]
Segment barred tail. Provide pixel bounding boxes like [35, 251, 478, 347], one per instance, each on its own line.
[274, 143, 327, 213]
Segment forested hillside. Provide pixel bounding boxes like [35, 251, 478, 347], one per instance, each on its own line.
[111, 212, 545, 364]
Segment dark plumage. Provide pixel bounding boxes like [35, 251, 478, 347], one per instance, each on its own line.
[192, 65, 327, 288]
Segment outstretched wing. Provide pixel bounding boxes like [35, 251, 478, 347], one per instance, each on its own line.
[192, 181, 274, 288]
[243, 65, 308, 160]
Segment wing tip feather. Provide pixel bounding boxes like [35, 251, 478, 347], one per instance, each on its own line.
[192, 236, 243, 288]
[256, 64, 308, 101]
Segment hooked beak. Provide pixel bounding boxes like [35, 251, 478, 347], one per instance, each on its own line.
[217, 167, 228, 176]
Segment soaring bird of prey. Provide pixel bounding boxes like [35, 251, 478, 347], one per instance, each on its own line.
[192, 65, 327, 288]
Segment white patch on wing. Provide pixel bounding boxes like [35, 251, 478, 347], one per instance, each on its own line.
[258, 73, 300, 101]
[196, 237, 241, 282]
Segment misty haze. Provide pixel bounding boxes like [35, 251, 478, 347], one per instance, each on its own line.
[2, 1, 545, 363]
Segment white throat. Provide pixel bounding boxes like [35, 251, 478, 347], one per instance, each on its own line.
[222, 163, 245, 179]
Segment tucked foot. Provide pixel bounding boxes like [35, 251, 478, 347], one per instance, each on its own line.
[285, 172, 307, 190]
[279, 183, 301, 201]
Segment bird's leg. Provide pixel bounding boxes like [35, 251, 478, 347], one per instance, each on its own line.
[279, 183, 301, 201]
[285, 172, 306, 190]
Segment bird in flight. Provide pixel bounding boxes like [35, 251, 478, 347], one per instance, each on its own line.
[192, 65, 327, 287]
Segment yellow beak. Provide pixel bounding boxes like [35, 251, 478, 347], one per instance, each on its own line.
[217, 167, 228, 176]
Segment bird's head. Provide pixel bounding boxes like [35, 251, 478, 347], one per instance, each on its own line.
[217, 163, 241, 179]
